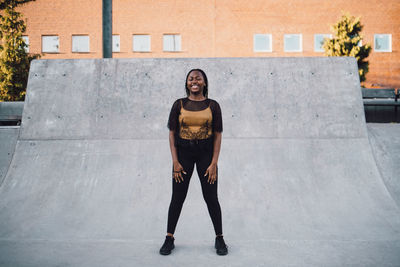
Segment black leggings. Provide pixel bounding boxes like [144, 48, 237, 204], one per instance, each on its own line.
[167, 142, 223, 236]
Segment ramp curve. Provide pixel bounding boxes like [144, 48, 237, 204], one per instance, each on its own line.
[0, 58, 399, 266]
[368, 123, 400, 208]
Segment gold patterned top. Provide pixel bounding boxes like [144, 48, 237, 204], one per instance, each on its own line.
[167, 98, 223, 144]
[178, 99, 213, 140]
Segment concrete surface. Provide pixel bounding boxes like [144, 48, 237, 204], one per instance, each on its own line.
[368, 123, 400, 207]
[0, 102, 23, 185]
[0, 127, 19, 186]
[0, 58, 400, 267]
[0, 102, 24, 121]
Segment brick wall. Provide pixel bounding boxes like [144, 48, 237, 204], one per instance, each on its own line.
[19, 0, 102, 59]
[17, 0, 400, 88]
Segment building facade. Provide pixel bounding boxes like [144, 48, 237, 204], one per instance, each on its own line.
[18, 0, 399, 88]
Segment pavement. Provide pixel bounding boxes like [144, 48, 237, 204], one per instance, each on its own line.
[0, 57, 399, 267]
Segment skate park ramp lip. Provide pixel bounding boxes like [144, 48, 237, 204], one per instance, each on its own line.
[0, 57, 399, 266]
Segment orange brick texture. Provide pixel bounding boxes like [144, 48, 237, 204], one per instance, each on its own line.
[18, 0, 400, 88]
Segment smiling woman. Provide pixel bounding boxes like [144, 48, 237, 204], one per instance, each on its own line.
[159, 69, 228, 256]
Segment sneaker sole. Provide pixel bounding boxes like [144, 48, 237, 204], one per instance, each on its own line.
[216, 250, 228, 256]
[159, 245, 175, 255]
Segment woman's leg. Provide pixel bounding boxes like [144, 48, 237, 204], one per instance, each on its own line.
[166, 146, 195, 235]
[196, 146, 223, 236]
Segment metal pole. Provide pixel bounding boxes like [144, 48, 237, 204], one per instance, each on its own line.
[102, 0, 112, 58]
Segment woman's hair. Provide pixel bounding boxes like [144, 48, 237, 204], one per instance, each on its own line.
[185, 69, 208, 98]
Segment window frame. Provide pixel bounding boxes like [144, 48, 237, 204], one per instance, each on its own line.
[112, 34, 120, 53]
[374, 34, 392, 52]
[22, 35, 29, 53]
[41, 35, 60, 53]
[314, 34, 332, 52]
[71, 35, 90, 53]
[163, 34, 182, 52]
[253, 34, 273, 52]
[284, 34, 303, 52]
[132, 34, 151, 52]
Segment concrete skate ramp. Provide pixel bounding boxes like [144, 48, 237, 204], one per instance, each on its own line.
[1, 58, 400, 266]
[368, 123, 400, 207]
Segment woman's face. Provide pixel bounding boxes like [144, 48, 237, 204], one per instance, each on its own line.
[186, 71, 206, 96]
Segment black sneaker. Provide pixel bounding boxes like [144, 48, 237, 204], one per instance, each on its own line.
[215, 236, 228, 255]
[159, 236, 175, 255]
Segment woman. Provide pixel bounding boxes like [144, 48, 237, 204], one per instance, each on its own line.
[159, 69, 228, 256]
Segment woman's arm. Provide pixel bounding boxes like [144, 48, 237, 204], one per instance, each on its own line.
[169, 130, 186, 182]
[169, 130, 179, 164]
[211, 132, 222, 165]
[205, 132, 222, 184]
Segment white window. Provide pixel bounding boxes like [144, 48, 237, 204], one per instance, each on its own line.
[42, 35, 59, 53]
[163, 34, 181, 52]
[22, 36, 29, 52]
[133, 34, 151, 52]
[72, 35, 90, 53]
[314, 34, 331, 52]
[284, 34, 302, 52]
[112, 35, 120, 52]
[254, 34, 272, 52]
[374, 34, 392, 52]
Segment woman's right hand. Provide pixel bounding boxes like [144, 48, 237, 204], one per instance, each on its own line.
[173, 161, 187, 183]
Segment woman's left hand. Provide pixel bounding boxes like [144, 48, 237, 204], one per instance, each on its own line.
[204, 163, 217, 184]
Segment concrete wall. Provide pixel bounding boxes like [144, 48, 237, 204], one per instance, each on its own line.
[21, 57, 366, 139]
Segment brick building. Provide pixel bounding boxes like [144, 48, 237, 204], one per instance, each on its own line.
[17, 0, 399, 88]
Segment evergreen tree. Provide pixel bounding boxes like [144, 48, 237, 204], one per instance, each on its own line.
[323, 13, 371, 83]
[0, 0, 39, 101]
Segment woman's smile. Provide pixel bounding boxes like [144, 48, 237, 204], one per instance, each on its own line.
[190, 84, 200, 91]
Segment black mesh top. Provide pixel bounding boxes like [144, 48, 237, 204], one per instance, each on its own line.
[167, 98, 223, 135]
